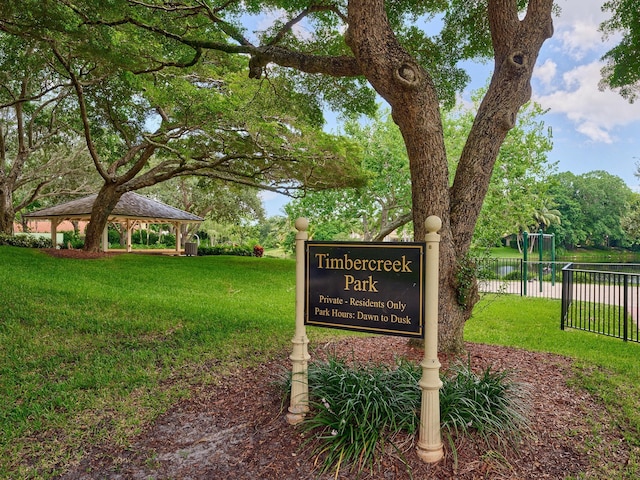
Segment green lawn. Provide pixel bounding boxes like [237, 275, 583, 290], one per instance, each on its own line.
[0, 246, 307, 478]
[1, 246, 639, 478]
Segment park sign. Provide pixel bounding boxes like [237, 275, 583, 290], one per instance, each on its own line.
[305, 241, 425, 338]
[290, 217, 444, 462]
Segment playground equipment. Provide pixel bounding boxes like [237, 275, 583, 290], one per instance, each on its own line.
[522, 229, 556, 295]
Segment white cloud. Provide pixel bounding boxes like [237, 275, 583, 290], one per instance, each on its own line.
[575, 122, 613, 143]
[259, 190, 279, 202]
[557, 20, 604, 59]
[553, 0, 609, 28]
[534, 59, 557, 87]
[548, 0, 614, 59]
[534, 62, 640, 143]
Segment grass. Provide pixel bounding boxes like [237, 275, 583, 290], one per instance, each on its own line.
[2, 245, 640, 478]
[0, 246, 309, 478]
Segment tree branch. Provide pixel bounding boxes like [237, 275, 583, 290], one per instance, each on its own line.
[77, 6, 361, 79]
[267, 5, 347, 47]
[373, 211, 413, 242]
[450, 0, 554, 252]
[50, 43, 109, 181]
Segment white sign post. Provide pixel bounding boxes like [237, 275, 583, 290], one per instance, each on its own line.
[288, 215, 444, 464]
[416, 215, 444, 462]
[286, 217, 310, 425]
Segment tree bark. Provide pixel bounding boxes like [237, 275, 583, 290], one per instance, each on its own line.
[345, 0, 553, 353]
[84, 184, 124, 252]
[0, 187, 15, 235]
[372, 212, 413, 242]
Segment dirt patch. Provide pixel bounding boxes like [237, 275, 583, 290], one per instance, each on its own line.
[42, 248, 119, 259]
[59, 337, 629, 479]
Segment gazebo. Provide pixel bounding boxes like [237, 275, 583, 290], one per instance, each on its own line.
[24, 192, 204, 254]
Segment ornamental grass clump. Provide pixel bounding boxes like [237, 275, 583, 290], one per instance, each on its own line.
[440, 358, 532, 454]
[300, 357, 421, 476]
[288, 355, 531, 477]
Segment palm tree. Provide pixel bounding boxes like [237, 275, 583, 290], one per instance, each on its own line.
[515, 206, 561, 254]
[532, 206, 561, 230]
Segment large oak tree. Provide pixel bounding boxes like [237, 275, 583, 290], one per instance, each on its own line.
[286, 99, 554, 248]
[601, 0, 640, 102]
[0, 7, 366, 251]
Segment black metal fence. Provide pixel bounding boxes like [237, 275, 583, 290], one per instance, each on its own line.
[475, 258, 640, 342]
[561, 263, 640, 343]
[476, 258, 569, 299]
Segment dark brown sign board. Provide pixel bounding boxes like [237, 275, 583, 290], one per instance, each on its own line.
[305, 241, 425, 338]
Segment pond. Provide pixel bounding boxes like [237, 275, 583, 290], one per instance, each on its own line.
[556, 251, 640, 264]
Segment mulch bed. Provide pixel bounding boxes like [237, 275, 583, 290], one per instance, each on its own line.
[59, 336, 630, 480]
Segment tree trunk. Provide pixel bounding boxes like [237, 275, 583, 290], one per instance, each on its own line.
[0, 188, 15, 235]
[83, 185, 123, 252]
[347, 0, 553, 354]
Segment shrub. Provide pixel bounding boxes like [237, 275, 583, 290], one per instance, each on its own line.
[107, 228, 121, 245]
[280, 356, 531, 477]
[0, 233, 52, 248]
[297, 357, 421, 477]
[253, 245, 264, 257]
[504, 270, 523, 280]
[161, 233, 176, 247]
[197, 244, 253, 257]
[62, 231, 84, 249]
[503, 269, 538, 281]
[440, 359, 531, 454]
[132, 229, 159, 245]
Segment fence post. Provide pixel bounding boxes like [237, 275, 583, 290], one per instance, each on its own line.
[523, 232, 528, 296]
[624, 275, 629, 341]
[539, 229, 544, 293]
[561, 266, 568, 330]
[551, 233, 556, 287]
[286, 217, 310, 424]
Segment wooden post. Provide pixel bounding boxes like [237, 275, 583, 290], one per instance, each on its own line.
[416, 215, 444, 463]
[50, 219, 61, 248]
[126, 220, 132, 252]
[286, 217, 310, 425]
[174, 222, 181, 254]
[102, 224, 109, 253]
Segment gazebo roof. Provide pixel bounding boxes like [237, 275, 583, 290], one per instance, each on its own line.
[24, 192, 204, 224]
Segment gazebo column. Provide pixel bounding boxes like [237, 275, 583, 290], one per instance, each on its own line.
[102, 225, 109, 252]
[50, 219, 61, 248]
[174, 222, 181, 254]
[126, 220, 132, 253]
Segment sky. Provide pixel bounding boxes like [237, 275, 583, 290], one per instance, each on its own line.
[260, 1, 640, 216]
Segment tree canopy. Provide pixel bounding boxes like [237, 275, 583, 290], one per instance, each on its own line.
[0, 6, 367, 250]
[286, 98, 555, 248]
[547, 171, 633, 248]
[601, 0, 640, 102]
[0, 32, 98, 234]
